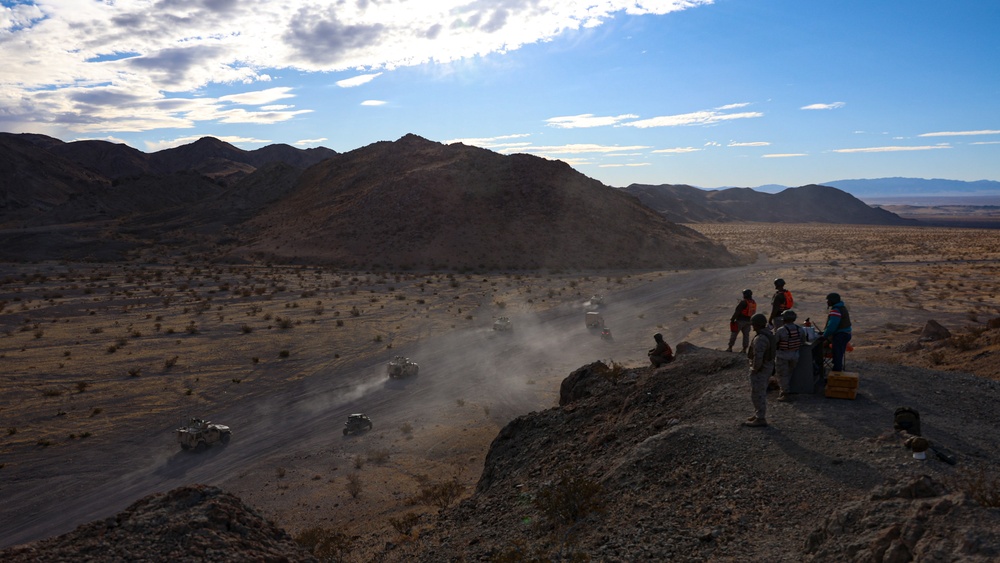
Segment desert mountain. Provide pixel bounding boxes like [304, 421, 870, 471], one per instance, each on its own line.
[228, 134, 738, 269]
[625, 183, 918, 225]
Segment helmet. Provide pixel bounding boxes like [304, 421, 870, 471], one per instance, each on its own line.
[826, 292, 841, 305]
[774, 278, 785, 288]
[653, 332, 663, 341]
[742, 289, 753, 298]
[781, 309, 797, 322]
[751, 313, 768, 328]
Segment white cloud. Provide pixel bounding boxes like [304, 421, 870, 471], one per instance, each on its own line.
[599, 163, 652, 168]
[621, 109, 763, 128]
[801, 102, 846, 110]
[295, 138, 329, 146]
[651, 147, 701, 154]
[716, 102, 751, 110]
[219, 87, 295, 106]
[0, 0, 711, 134]
[336, 73, 383, 88]
[445, 134, 531, 146]
[918, 130, 1000, 137]
[832, 145, 951, 153]
[971, 141, 1000, 145]
[505, 143, 652, 155]
[762, 153, 807, 158]
[361, 100, 388, 106]
[728, 141, 770, 147]
[261, 105, 295, 111]
[545, 114, 639, 128]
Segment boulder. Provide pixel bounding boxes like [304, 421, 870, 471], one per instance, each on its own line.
[919, 320, 951, 342]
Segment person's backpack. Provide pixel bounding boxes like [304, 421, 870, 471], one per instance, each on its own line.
[893, 407, 921, 436]
[782, 290, 794, 309]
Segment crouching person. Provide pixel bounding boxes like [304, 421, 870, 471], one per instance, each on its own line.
[648, 333, 674, 367]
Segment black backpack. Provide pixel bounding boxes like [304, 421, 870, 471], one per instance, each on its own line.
[893, 407, 921, 436]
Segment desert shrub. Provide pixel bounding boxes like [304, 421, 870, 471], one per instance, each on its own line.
[276, 467, 286, 478]
[368, 449, 390, 464]
[373, 334, 383, 343]
[37, 439, 54, 447]
[76, 381, 89, 393]
[948, 467, 1000, 507]
[128, 367, 141, 377]
[353, 455, 364, 469]
[387, 512, 421, 536]
[400, 422, 413, 435]
[164, 356, 178, 370]
[295, 527, 353, 561]
[42, 388, 63, 397]
[240, 324, 253, 334]
[350, 306, 361, 317]
[7, 427, 16, 436]
[90, 407, 102, 417]
[949, 331, 983, 351]
[278, 350, 290, 358]
[276, 317, 293, 329]
[533, 471, 606, 525]
[336, 319, 344, 327]
[415, 477, 465, 511]
[346, 472, 363, 498]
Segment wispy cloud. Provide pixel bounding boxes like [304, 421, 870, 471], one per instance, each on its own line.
[918, 129, 1000, 137]
[971, 141, 1000, 145]
[546, 114, 639, 128]
[502, 143, 652, 156]
[621, 109, 763, 129]
[361, 100, 387, 106]
[801, 102, 846, 110]
[652, 147, 701, 154]
[295, 138, 328, 146]
[762, 153, 807, 158]
[336, 73, 383, 88]
[599, 163, 652, 168]
[728, 141, 770, 147]
[832, 145, 951, 153]
[219, 87, 295, 105]
[0, 0, 711, 134]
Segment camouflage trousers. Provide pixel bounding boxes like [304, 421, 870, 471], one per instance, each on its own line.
[749, 362, 773, 420]
[728, 319, 752, 351]
[775, 353, 799, 394]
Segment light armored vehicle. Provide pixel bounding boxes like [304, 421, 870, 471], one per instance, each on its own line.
[387, 355, 419, 378]
[585, 311, 605, 329]
[492, 316, 513, 332]
[589, 294, 605, 306]
[344, 413, 373, 436]
[176, 418, 231, 451]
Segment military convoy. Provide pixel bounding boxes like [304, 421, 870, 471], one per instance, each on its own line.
[175, 418, 231, 452]
[387, 355, 419, 378]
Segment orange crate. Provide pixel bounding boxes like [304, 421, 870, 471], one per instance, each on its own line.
[825, 386, 857, 400]
[827, 372, 859, 389]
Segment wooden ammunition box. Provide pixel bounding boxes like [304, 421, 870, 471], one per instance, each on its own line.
[826, 372, 859, 389]
[825, 386, 858, 400]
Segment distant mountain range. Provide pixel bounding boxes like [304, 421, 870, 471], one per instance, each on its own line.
[0, 132, 737, 269]
[750, 178, 1000, 199]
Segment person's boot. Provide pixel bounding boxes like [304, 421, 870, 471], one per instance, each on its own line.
[777, 392, 791, 402]
[726, 345, 733, 352]
[742, 418, 768, 427]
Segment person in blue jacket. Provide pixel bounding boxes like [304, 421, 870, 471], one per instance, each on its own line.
[822, 293, 852, 372]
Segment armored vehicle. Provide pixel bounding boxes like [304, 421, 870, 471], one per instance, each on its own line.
[585, 311, 604, 329]
[589, 294, 605, 306]
[387, 355, 419, 378]
[492, 316, 512, 332]
[344, 413, 373, 435]
[176, 418, 231, 451]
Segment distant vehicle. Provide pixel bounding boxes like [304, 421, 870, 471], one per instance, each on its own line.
[176, 418, 231, 452]
[585, 311, 604, 329]
[387, 355, 419, 378]
[601, 327, 613, 341]
[589, 294, 605, 306]
[343, 413, 373, 436]
[492, 316, 513, 332]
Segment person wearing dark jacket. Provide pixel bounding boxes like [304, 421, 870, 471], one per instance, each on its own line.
[648, 333, 674, 367]
[767, 278, 789, 329]
[727, 289, 756, 353]
[823, 293, 852, 372]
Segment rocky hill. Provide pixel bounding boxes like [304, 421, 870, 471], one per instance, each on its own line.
[0, 132, 739, 270]
[228, 134, 737, 269]
[0, 485, 317, 562]
[6, 346, 999, 561]
[625, 183, 918, 225]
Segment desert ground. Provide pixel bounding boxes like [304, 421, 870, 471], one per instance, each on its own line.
[2, 223, 1000, 558]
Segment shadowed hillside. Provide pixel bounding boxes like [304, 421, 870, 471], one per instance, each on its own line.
[230, 134, 739, 270]
[625, 183, 917, 225]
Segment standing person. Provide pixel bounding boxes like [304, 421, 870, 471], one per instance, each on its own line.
[774, 309, 803, 401]
[648, 333, 674, 367]
[743, 314, 775, 427]
[767, 278, 792, 329]
[727, 289, 756, 353]
[823, 293, 852, 372]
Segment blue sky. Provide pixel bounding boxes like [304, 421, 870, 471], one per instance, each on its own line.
[2, 0, 998, 188]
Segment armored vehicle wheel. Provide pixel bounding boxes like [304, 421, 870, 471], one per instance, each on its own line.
[221, 433, 231, 445]
[180, 443, 191, 450]
[194, 441, 207, 453]
[367, 422, 373, 430]
[343, 428, 349, 436]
